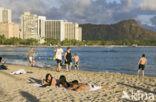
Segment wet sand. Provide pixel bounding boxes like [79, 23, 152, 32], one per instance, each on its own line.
[0, 64, 155, 102]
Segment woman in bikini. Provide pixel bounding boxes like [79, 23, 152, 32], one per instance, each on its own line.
[58, 75, 110, 92]
[41, 73, 57, 87]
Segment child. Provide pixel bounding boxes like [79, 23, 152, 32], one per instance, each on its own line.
[32, 50, 38, 66]
[73, 53, 80, 70]
[0, 57, 7, 70]
[64, 47, 72, 71]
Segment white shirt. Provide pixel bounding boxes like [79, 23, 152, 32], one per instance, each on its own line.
[56, 48, 63, 60]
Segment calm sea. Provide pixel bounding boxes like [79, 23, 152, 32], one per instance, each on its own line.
[0, 47, 156, 77]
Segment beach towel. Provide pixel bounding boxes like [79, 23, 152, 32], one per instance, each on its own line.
[10, 69, 26, 75]
[88, 83, 102, 91]
[30, 83, 42, 87]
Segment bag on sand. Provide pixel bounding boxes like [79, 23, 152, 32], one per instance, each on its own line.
[0, 65, 8, 70]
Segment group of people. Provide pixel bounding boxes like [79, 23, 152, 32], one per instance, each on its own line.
[41, 73, 109, 92]
[25, 45, 80, 72]
[54, 45, 80, 72]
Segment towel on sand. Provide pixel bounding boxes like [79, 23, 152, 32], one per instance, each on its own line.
[30, 83, 42, 87]
[10, 69, 26, 75]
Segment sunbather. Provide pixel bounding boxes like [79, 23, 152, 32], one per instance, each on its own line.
[58, 75, 110, 92]
[41, 73, 57, 87]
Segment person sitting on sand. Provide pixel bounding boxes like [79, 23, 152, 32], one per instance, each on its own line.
[137, 54, 147, 76]
[41, 73, 57, 87]
[73, 53, 80, 70]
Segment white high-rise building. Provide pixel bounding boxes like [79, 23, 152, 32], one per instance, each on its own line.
[64, 22, 82, 41]
[0, 8, 11, 23]
[20, 12, 82, 42]
[0, 8, 3, 22]
[45, 20, 65, 41]
[21, 12, 38, 39]
[38, 16, 46, 43]
[45, 20, 82, 41]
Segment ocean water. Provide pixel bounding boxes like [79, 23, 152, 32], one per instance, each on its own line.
[0, 47, 156, 77]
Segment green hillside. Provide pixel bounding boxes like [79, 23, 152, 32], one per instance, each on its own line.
[80, 19, 156, 41]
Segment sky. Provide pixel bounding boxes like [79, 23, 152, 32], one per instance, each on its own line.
[0, 0, 156, 28]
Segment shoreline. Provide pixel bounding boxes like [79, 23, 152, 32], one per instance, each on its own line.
[7, 63, 156, 78]
[0, 64, 156, 101]
[5, 64, 156, 78]
[1, 44, 156, 48]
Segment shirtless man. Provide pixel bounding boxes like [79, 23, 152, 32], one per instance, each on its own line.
[137, 54, 147, 76]
[73, 53, 80, 70]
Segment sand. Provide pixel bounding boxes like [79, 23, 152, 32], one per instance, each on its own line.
[0, 64, 155, 102]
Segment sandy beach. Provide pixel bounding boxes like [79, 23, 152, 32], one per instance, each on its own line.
[0, 64, 155, 102]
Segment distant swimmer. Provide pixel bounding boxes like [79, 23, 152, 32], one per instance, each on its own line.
[137, 54, 147, 76]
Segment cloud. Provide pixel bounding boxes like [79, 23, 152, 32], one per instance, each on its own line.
[0, 0, 51, 23]
[0, 0, 155, 27]
[139, 0, 156, 11]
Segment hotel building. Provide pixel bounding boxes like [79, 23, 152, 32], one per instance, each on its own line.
[0, 8, 19, 39]
[0, 22, 19, 38]
[38, 16, 46, 43]
[21, 12, 82, 42]
[45, 20, 64, 41]
[64, 22, 82, 41]
[21, 12, 38, 39]
[45, 20, 82, 41]
[0, 8, 11, 23]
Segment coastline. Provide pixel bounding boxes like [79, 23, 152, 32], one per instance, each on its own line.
[1, 44, 156, 48]
[0, 64, 155, 101]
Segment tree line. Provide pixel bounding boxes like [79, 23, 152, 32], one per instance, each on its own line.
[0, 35, 38, 45]
[1, 35, 156, 46]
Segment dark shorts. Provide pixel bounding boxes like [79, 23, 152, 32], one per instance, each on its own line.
[138, 64, 145, 70]
[75, 62, 79, 67]
[65, 60, 72, 65]
[56, 59, 62, 64]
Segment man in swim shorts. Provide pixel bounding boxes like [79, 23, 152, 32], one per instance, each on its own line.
[73, 53, 80, 70]
[64, 47, 72, 71]
[137, 54, 147, 76]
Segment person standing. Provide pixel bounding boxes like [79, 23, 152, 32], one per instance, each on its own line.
[26, 47, 35, 67]
[33, 50, 38, 66]
[73, 53, 80, 70]
[137, 54, 147, 76]
[64, 47, 72, 71]
[54, 45, 64, 72]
